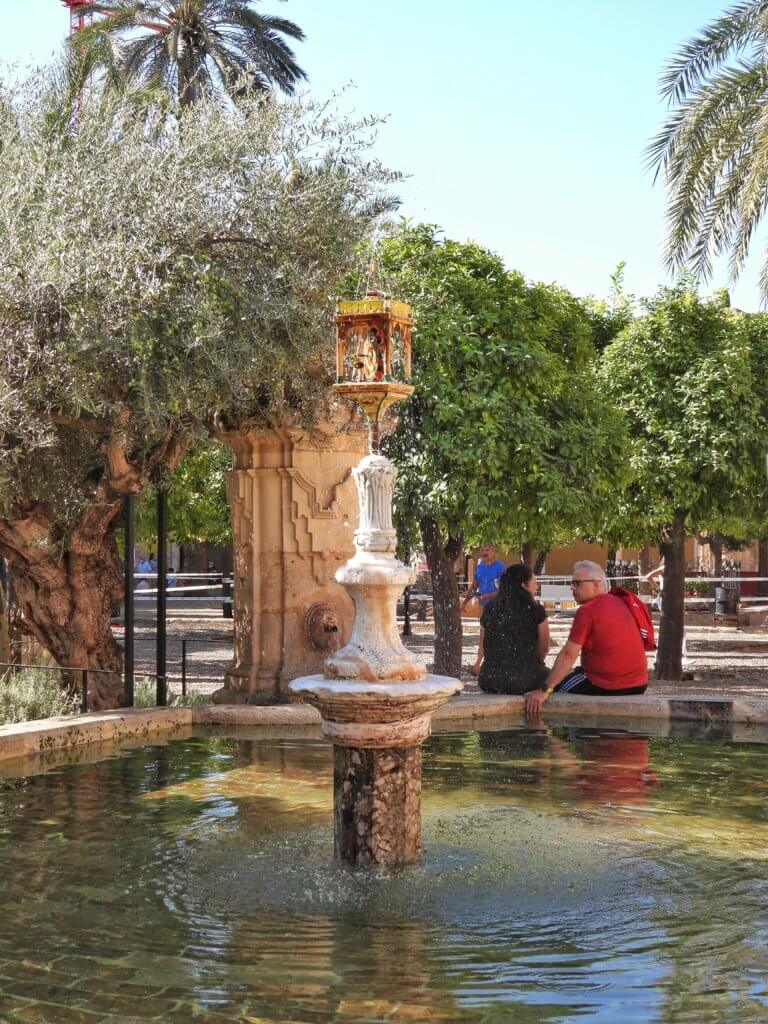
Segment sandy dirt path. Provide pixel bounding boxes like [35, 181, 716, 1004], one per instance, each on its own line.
[127, 603, 768, 701]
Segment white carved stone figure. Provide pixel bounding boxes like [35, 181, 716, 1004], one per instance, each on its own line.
[353, 455, 396, 554]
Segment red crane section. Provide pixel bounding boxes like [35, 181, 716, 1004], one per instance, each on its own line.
[61, 1, 94, 35]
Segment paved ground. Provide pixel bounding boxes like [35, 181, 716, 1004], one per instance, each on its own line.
[128, 602, 768, 701]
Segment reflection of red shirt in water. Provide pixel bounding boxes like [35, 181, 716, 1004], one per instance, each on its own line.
[573, 738, 657, 804]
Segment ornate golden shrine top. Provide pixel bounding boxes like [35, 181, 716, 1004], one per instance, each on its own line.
[336, 297, 412, 320]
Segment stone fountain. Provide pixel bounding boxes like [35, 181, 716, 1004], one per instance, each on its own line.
[290, 291, 462, 865]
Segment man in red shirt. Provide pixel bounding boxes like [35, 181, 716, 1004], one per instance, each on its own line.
[525, 560, 648, 714]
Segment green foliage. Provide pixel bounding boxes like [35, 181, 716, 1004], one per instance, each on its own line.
[375, 223, 628, 551]
[600, 285, 768, 545]
[70, 0, 306, 107]
[649, 2, 768, 296]
[0, 669, 79, 724]
[133, 677, 210, 707]
[687, 579, 712, 596]
[136, 442, 232, 546]
[582, 262, 635, 352]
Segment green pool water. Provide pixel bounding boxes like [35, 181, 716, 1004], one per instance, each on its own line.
[0, 724, 767, 1023]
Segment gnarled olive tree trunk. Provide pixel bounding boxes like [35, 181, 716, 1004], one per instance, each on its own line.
[655, 511, 687, 681]
[0, 558, 9, 666]
[0, 499, 126, 709]
[0, 421, 190, 710]
[420, 517, 463, 678]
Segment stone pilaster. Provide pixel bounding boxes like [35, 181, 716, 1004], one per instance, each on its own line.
[216, 418, 367, 703]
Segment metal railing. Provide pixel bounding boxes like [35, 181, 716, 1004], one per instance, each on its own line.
[0, 628, 233, 713]
[175, 635, 233, 697]
[0, 661, 115, 714]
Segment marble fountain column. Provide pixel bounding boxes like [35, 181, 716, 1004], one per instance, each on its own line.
[290, 448, 462, 865]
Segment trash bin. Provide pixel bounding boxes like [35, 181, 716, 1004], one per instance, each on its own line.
[715, 587, 739, 616]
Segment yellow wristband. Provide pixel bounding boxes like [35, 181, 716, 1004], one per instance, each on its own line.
[545, 687, 554, 695]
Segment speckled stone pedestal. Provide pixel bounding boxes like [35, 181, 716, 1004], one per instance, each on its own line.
[334, 745, 421, 864]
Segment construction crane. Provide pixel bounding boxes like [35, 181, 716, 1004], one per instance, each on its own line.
[61, 1, 93, 35]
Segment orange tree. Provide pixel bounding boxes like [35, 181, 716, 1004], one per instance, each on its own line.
[601, 286, 768, 679]
[378, 224, 627, 677]
[136, 442, 232, 557]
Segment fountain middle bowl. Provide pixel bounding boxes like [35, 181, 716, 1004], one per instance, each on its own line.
[289, 674, 463, 747]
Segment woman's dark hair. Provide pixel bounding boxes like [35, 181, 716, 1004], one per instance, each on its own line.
[496, 563, 536, 608]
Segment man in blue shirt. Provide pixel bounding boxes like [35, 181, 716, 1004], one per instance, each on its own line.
[463, 545, 505, 609]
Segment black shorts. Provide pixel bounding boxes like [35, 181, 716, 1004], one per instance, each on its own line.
[554, 668, 647, 697]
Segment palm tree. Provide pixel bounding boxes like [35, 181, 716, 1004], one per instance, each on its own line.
[70, 0, 306, 107]
[648, 1, 768, 298]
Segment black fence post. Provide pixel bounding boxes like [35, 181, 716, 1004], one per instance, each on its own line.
[222, 575, 233, 619]
[81, 669, 88, 714]
[156, 490, 168, 707]
[123, 494, 135, 707]
[181, 637, 187, 697]
[401, 586, 412, 637]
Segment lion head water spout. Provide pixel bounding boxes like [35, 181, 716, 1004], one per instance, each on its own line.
[290, 291, 462, 865]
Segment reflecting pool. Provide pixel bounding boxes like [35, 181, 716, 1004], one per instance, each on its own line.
[0, 724, 767, 1022]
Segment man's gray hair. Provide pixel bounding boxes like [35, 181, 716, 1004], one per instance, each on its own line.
[573, 560, 607, 591]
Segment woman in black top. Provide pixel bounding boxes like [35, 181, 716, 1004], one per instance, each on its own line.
[475, 563, 550, 695]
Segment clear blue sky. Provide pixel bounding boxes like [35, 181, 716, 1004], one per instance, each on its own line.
[4, 1, 759, 307]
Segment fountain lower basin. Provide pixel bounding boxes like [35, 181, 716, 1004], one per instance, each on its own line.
[1, 724, 767, 1023]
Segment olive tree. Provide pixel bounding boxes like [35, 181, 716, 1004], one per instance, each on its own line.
[0, 75, 395, 707]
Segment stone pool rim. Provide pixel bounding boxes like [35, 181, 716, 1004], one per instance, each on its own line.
[1, 690, 768, 764]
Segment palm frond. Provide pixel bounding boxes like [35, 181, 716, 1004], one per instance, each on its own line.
[69, 0, 306, 104]
[679, 141, 753, 280]
[649, 59, 768, 178]
[202, 37, 270, 95]
[660, 0, 768, 102]
[651, 17, 768, 297]
[727, 107, 768, 276]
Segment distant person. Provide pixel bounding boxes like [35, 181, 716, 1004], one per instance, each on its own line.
[148, 552, 157, 573]
[643, 560, 666, 611]
[207, 560, 219, 596]
[463, 545, 505, 672]
[166, 567, 177, 589]
[474, 563, 550, 694]
[462, 545, 505, 610]
[642, 559, 689, 668]
[135, 556, 151, 591]
[525, 560, 648, 715]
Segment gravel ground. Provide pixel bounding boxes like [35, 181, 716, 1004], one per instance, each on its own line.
[128, 602, 768, 701]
